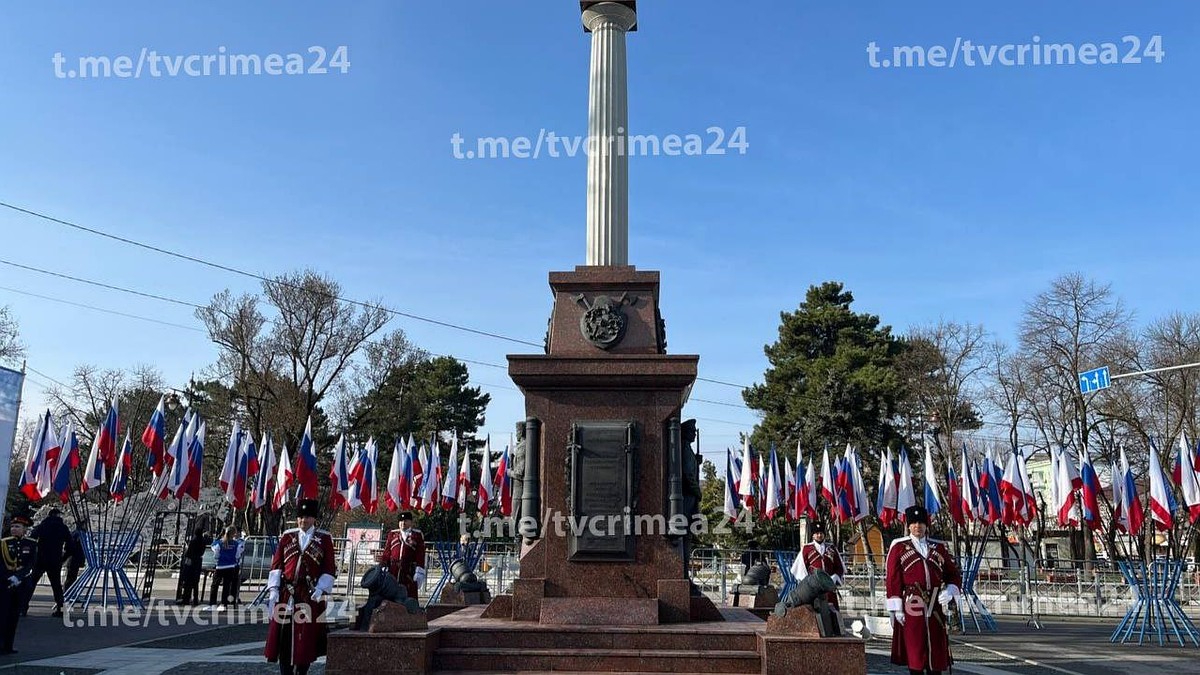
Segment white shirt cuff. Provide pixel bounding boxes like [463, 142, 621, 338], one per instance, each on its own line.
[944, 584, 961, 597]
[886, 596, 903, 612]
[267, 569, 281, 590]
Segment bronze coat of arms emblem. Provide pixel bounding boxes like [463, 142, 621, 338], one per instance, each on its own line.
[574, 292, 636, 349]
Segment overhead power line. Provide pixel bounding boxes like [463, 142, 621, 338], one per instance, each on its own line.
[696, 376, 750, 389]
[0, 258, 204, 309]
[1, 201, 540, 348]
[1, 201, 775, 387]
[0, 284, 206, 332]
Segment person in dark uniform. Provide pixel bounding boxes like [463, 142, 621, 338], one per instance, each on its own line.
[26, 508, 71, 617]
[0, 516, 39, 655]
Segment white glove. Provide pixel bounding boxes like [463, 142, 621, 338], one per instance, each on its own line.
[267, 588, 279, 605]
[892, 610, 906, 625]
[831, 574, 842, 586]
[311, 588, 324, 601]
[413, 567, 426, 586]
[7, 576, 19, 588]
[938, 585, 960, 606]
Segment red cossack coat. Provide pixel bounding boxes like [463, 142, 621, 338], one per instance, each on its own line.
[264, 528, 337, 667]
[886, 536, 962, 672]
[378, 527, 426, 600]
[797, 541, 846, 608]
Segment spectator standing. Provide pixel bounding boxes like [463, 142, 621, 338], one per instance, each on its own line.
[25, 508, 71, 617]
[209, 526, 244, 608]
[178, 527, 209, 606]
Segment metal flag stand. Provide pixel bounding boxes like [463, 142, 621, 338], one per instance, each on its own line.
[1111, 559, 1199, 647]
[63, 528, 142, 611]
[775, 550, 798, 601]
[957, 538, 998, 632]
[62, 406, 202, 615]
[427, 538, 486, 609]
[63, 489, 163, 612]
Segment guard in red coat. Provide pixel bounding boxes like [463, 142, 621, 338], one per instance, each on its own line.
[378, 511, 427, 600]
[886, 505, 962, 675]
[264, 499, 337, 675]
[790, 521, 845, 608]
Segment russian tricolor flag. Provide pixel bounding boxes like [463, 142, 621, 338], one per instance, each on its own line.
[294, 416, 319, 499]
[95, 400, 120, 469]
[1148, 440, 1177, 531]
[273, 443, 293, 511]
[496, 441, 513, 517]
[875, 446, 897, 527]
[1176, 433, 1200, 524]
[923, 442, 943, 517]
[20, 410, 58, 500]
[1079, 446, 1102, 530]
[329, 433, 351, 510]
[111, 433, 133, 502]
[142, 395, 167, 475]
[723, 448, 740, 522]
[52, 422, 79, 503]
[1117, 446, 1144, 536]
[477, 436, 494, 511]
[178, 416, 205, 500]
[253, 431, 277, 510]
[82, 416, 110, 493]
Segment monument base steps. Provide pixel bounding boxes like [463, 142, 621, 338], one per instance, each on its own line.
[328, 605, 867, 675]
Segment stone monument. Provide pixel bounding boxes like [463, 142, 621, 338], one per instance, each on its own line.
[478, 0, 718, 626]
[324, 3, 867, 671]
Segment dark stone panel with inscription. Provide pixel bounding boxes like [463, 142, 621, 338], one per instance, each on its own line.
[567, 421, 637, 561]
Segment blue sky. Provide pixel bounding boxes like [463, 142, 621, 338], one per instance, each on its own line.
[1, 1, 1197, 464]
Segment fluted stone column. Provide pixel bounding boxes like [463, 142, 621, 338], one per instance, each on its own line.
[582, 2, 637, 267]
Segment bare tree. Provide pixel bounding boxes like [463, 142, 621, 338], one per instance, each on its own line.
[331, 329, 427, 427]
[1016, 274, 1135, 563]
[0, 306, 24, 366]
[41, 364, 167, 439]
[908, 320, 990, 455]
[1017, 273, 1133, 456]
[262, 270, 389, 418]
[1143, 312, 1200, 442]
[984, 341, 1027, 451]
[196, 290, 278, 435]
[197, 270, 390, 438]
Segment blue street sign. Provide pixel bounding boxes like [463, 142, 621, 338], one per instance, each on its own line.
[1078, 366, 1111, 394]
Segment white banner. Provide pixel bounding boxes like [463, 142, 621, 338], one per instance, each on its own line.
[0, 366, 26, 520]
